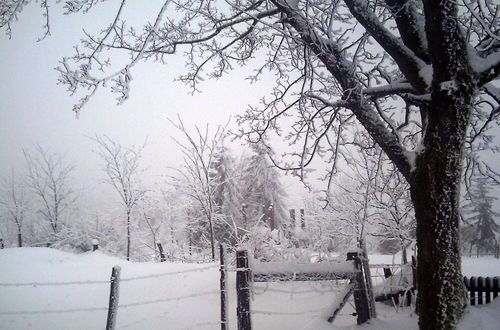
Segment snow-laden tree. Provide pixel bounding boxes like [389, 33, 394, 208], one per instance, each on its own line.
[0, 170, 29, 247]
[462, 177, 500, 256]
[370, 161, 416, 262]
[168, 117, 228, 260]
[94, 136, 145, 261]
[209, 144, 244, 244]
[3, 0, 500, 327]
[238, 142, 288, 230]
[24, 146, 76, 242]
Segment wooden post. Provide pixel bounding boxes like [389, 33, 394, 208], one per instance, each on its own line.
[328, 283, 355, 323]
[236, 250, 251, 330]
[359, 240, 376, 318]
[300, 209, 305, 229]
[106, 266, 121, 330]
[220, 244, 227, 330]
[477, 277, 484, 305]
[485, 277, 491, 304]
[470, 277, 476, 306]
[289, 209, 296, 228]
[493, 277, 499, 299]
[464, 276, 470, 304]
[157, 243, 166, 262]
[0, 238, 4, 249]
[92, 239, 99, 251]
[346, 251, 370, 324]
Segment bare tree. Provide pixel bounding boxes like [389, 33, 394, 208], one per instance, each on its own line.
[4, 0, 500, 327]
[168, 117, 228, 261]
[24, 146, 75, 238]
[0, 170, 29, 247]
[94, 136, 145, 261]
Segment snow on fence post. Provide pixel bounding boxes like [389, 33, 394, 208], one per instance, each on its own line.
[220, 244, 228, 330]
[157, 243, 166, 262]
[236, 250, 251, 330]
[346, 251, 370, 325]
[92, 239, 99, 251]
[106, 266, 121, 330]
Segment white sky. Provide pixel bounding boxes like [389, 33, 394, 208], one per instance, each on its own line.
[0, 2, 309, 214]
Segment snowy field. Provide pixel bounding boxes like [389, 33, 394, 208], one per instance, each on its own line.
[0, 248, 499, 330]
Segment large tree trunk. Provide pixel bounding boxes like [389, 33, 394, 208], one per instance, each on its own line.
[410, 1, 476, 327]
[410, 93, 472, 328]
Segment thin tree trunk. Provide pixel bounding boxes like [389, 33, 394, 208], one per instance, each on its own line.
[17, 231, 22, 248]
[208, 215, 215, 261]
[126, 210, 131, 261]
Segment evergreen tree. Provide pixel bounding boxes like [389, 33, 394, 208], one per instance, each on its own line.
[209, 145, 243, 245]
[238, 143, 288, 231]
[462, 178, 500, 255]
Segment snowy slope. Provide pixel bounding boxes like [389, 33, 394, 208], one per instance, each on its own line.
[0, 248, 499, 330]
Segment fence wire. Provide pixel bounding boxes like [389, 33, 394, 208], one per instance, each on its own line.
[0, 264, 219, 287]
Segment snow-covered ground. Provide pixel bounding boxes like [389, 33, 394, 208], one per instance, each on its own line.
[0, 248, 499, 330]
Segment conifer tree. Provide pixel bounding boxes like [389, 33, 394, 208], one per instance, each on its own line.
[238, 143, 288, 231]
[462, 178, 500, 255]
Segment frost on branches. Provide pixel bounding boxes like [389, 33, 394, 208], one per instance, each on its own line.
[2, 0, 500, 328]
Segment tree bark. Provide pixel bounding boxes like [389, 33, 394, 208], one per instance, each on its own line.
[410, 90, 472, 328]
[208, 215, 216, 261]
[17, 231, 22, 248]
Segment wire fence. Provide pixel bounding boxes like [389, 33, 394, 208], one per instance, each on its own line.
[0, 264, 219, 287]
[0, 262, 223, 329]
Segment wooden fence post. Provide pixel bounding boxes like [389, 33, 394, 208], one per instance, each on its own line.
[485, 277, 491, 304]
[220, 244, 227, 330]
[346, 251, 370, 325]
[477, 277, 484, 305]
[157, 243, 166, 262]
[106, 266, 121, 330]
[493, 277, 499, 299]
[470, 277, 476, 306]
[0, 238, 4, 249]
[289, 209, 296, 228]
[236, 250, 251, 330]
[92, 239, 99, 251]
[359, 240, 376, 318]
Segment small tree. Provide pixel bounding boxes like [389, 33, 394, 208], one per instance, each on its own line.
[209, 144, 244, 245]
[94, 136, 145, 261]
[168, 117, 227, 260]
[462, 177, 500, 256]
[0, 170, 29, 247]
[24, 146, 75, 241]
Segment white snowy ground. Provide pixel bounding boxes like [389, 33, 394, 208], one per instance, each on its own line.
[0, 248, 499, 330]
